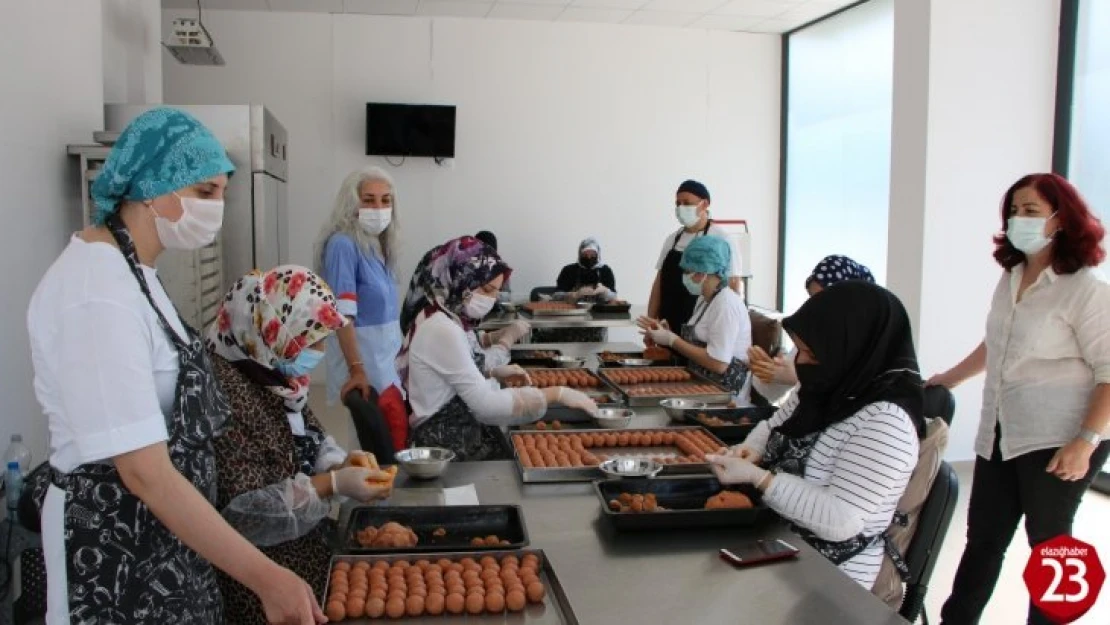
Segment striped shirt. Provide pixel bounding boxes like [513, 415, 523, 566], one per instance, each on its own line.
[745, 394, 919, 588]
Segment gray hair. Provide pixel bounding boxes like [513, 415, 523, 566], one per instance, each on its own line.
[314, 166, 400, 274]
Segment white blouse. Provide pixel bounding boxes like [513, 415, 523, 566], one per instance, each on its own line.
[979, 265, 1110, 460]
[406, 311, 545, 428]
[744, 394, 919, 588]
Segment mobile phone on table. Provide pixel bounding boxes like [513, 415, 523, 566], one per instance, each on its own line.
[719, 539, 800, 568]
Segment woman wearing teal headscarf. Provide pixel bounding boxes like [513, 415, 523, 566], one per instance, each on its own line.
[26, 107, 324, 625]
[637, 235, 754, 405]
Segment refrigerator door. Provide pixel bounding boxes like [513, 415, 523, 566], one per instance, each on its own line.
[253, 173, 288, 271]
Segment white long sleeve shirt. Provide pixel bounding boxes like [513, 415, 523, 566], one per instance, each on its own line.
[744, 394, 919, 588]
[407, 311, 545, 428]
[978, 265, 1110, 460]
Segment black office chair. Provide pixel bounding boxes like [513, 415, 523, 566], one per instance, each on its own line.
[529, 286, 558, 301]
[899, 460, 960, 624]
[923, 385, 956, 425]
[343, 389, 397, 463]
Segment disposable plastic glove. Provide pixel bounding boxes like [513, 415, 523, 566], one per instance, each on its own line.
[718, 444, 763, 465]
[705, 454, 770, 486]
[495, 320, 531, 348]
[556, 387, 599, 416]
[491, 364, 532, 387]
[333, 467, 394, 502]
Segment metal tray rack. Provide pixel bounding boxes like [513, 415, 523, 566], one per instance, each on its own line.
[596, 367, 733, 406]
[323, 549, 580, 624]
[593, 476, 775, 531]
[509, 426, 725, 483]
[341, 505, 529, 554]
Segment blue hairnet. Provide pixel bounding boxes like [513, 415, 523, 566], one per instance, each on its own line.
[91, 107, 235, 224]
[680, 235, 731, 279]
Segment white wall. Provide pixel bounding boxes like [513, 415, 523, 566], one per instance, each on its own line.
[162, 11, 782, 309]
[102, 0, 164, 104]
[1, 1, 106, 464]
[889, 0, 1060, 461]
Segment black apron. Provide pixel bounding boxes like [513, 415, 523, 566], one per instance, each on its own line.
[410, 345, 510, 461]
[50, 215, 230, 624]
[658, 220, 712, 333]
[762, 429, 909, 580]
[679, 287, 750, 397]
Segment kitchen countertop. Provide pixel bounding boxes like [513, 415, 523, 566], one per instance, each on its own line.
[337, 339, 906, 624]
[339, 460, 907, 625]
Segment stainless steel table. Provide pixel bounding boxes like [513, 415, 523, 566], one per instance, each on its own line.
[345, 461, 907, 625]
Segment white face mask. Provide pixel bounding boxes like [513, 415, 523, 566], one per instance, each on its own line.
[152, 193, 225, 250]
[464, 292, 497, 321]
[358, 208, 392, 236]
[1007, 214, 1056, 255]
[676, 204, 700, 228]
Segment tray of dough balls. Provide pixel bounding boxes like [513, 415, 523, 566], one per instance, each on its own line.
[343, 506, 529, 554]
[322, 549, 579, 623]
[668, 405, 778, 445]
[593, 476, 775, 531]
[597, 367, 733, 406]
[509, 427, 725, 483]
[521, 301, 590, 316]
[503, 368, 623, 424]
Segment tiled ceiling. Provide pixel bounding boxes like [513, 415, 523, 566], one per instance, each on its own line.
[162, 0, 858, 33]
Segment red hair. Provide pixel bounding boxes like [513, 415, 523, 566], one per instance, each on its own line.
[993, 173, 1106, 274]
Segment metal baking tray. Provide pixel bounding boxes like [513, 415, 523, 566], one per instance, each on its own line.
[590, 301, 632, 314]
[510, 348, 563, 367]
[594, 476, 775, 531]
[596, 368, 733, 406]
[671, 406, 777, 445]
[342, 506, 529, 554]
[506, 369, 623, 423]
[595, 350, 674, 367]
[509, 426, 725, 483]
[323, 549, 580, 624]
[521, 304, 590, 317]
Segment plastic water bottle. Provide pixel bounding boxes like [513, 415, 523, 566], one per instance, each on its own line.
[5, 461, 21, 514]
[3, 434, 31, 474]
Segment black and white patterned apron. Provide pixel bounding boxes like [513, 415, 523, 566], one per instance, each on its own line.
[679, 286, 749, 396]
[410, 348, 510, 461]
[762, 429, 909, 579]
[49, 215, 230, 624]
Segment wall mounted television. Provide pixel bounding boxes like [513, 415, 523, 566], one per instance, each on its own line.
[366, 102, 456, 158]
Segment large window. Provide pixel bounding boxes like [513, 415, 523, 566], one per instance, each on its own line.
[1062, 0, 1110, 218]
[778, 0, 894, 314]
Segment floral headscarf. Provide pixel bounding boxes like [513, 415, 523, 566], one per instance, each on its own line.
[396, 236, 511, 386]
[206, 265, 347, 413]
[91, 107, 235, 224]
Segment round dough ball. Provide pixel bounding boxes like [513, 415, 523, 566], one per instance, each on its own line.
[480, 555, 498, 569]
[406, 595, 425, 617]
[437, 558, 453, 570]
[486, 592, 506, 613]
[346, 598, 365, 618]
[506, 590, 527, 612]
[334, 562, 351, 572]
[326, 601, 346, 622]
[466, 593, 486, 615]
[425, 592, 445, 616]
[385, 597, 406, 619]
[526, 581, 546, 604]
[366, 597, 386, 618]
[445, 593, 465, 615]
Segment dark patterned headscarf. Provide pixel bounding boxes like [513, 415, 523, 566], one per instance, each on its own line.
[805, 255, 875, 290]
[396, 237, 511, 385]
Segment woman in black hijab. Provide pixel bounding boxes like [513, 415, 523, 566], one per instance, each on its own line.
[707, 282, 923, 588]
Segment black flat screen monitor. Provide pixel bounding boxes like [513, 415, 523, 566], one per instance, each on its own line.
[366, 103, 456, 158]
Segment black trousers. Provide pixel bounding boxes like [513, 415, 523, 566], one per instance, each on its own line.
[940, 428, 1110, 625]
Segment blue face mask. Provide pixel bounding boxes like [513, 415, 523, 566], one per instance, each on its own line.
[275, 348, 325, 379]
[682, 274, 703, 296]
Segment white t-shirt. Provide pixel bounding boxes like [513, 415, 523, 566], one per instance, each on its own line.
[654, 223, 743, 278]
[407, 311, 517, 428]
[27, 235, 186, 624]
[689, 288, 752, 404]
